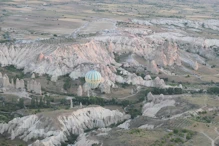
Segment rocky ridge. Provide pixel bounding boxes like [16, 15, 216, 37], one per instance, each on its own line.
[142, 92, 175, 117]
[0, 106, 130, 146]
[0, 18, 218, 92]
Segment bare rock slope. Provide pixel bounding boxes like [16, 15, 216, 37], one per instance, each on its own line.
[0, 106, 130, 146]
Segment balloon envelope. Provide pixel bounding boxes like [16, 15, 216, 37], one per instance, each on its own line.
[85, 70, 102, 89]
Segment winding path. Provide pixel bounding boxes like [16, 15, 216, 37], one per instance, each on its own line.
[201, 131, 214, 146]
[118, 89, 140, 100]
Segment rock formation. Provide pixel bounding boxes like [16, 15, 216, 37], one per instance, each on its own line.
[0, 18, 218, 90]
[77, 85, 83, 96]
[99, 80, 111, 94]
[27, 80, 42, 94]
[31, 73, 35, 79]
[142, 93, 175, 117]
[66, 97, 73, 109]
[144, 75, 152, 80]
[73, 133, 100, 146]
[0, 72, 24, 91]
[148, 60, 160, 74]
[147, 92, 154, 102]
[0, 106, 130, 146]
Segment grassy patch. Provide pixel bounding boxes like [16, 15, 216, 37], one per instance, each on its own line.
[151, 129, 196, 146]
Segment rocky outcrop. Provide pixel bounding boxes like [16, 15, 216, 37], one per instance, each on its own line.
[132, 18, 219, 32]
[77, 85, 83, 96]
[0, 106, 130, 146]
[27, 80, 41, 94]
[31, 73, 35, 79]
[72, 133, 100, 146]
[15, 78, 25, 90]
[193, 61, 199, 70]
[147, 92, 154, 102]
[0, 18, 217, 89]
[99, 80, 111, 94]
[144, 75, 152, 80]
[0, 72, 26, 91]
[153, 77, 165, 88]
[148, 60, 160, 74]
[142, 93, 175, 117]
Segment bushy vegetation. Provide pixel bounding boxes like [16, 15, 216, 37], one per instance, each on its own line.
[0, 97, 23, 123]
[0, 137, 27, 146]
[207, 87, 219, 94]
[129, 128, 142, 134]
[63, 78, 72, 90]
[61, 133, 78, 146]
[126, 104, 141, 119]
[73, 96, 105, 106]
[151, 129, 196, 146]
[1, 65, 25, 79]
[191, 111, 216, 123]
[151, 87, 183, 95]
[29, 95, 52, 109]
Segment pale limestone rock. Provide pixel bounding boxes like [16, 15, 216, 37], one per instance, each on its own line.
[20, 79, 25, 90]
[2, 74, 10, 88]
[159, 94, 165, 100]
[15, 78, 20, 89]
[27, 80, 42, 94]
[144, 75, 152, 80]
[0, 77, 3, 88]
[51, 76, 58, 82]
[156, 51, 168, 67]
[193, 61, 199, 70]
[87, 91, 90, 97]
[123, 62, 130, 68]
[153, 77, 166, 88]
[77, 85, 83, 97]
[149, 60, 159, 74]
[38, 53, 44, 61]
[83, 83, 90, 93]
[99, 80, 111, 94]
[142, 99, 175, 117]
[32, 140, 45, 146]
[138, 124, 154, 130]
[73, 133, 100, 146]
[11, 130, 15, 140]
[31, 73, 35, 79]
[0, 106, 130, 146]
[118, 119, 131, 130]
[66, 97, 73, 109]
[0, 20, 216, 89]
[176, 55, 182, 66]
[147, 92, 154, 102]
[27, 81, 30, 92]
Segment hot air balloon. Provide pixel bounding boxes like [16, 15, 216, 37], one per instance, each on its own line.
[85, 70, 102, 89]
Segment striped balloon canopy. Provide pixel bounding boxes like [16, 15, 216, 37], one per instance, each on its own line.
[85, 70, 102, 89]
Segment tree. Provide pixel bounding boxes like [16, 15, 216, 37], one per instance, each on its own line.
[46, 99, 51, 107]
[31, 97, 36, 108]
[35, 97, 39, 107]
[18, 98, 24, 108]
[121, 100, 129, 107]
[39, 97, 44, 107]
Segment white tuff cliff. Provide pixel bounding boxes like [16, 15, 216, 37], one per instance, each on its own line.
[0, 106, 130, 146]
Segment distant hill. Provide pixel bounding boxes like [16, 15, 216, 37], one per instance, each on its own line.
[95, 0, 219, 4]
